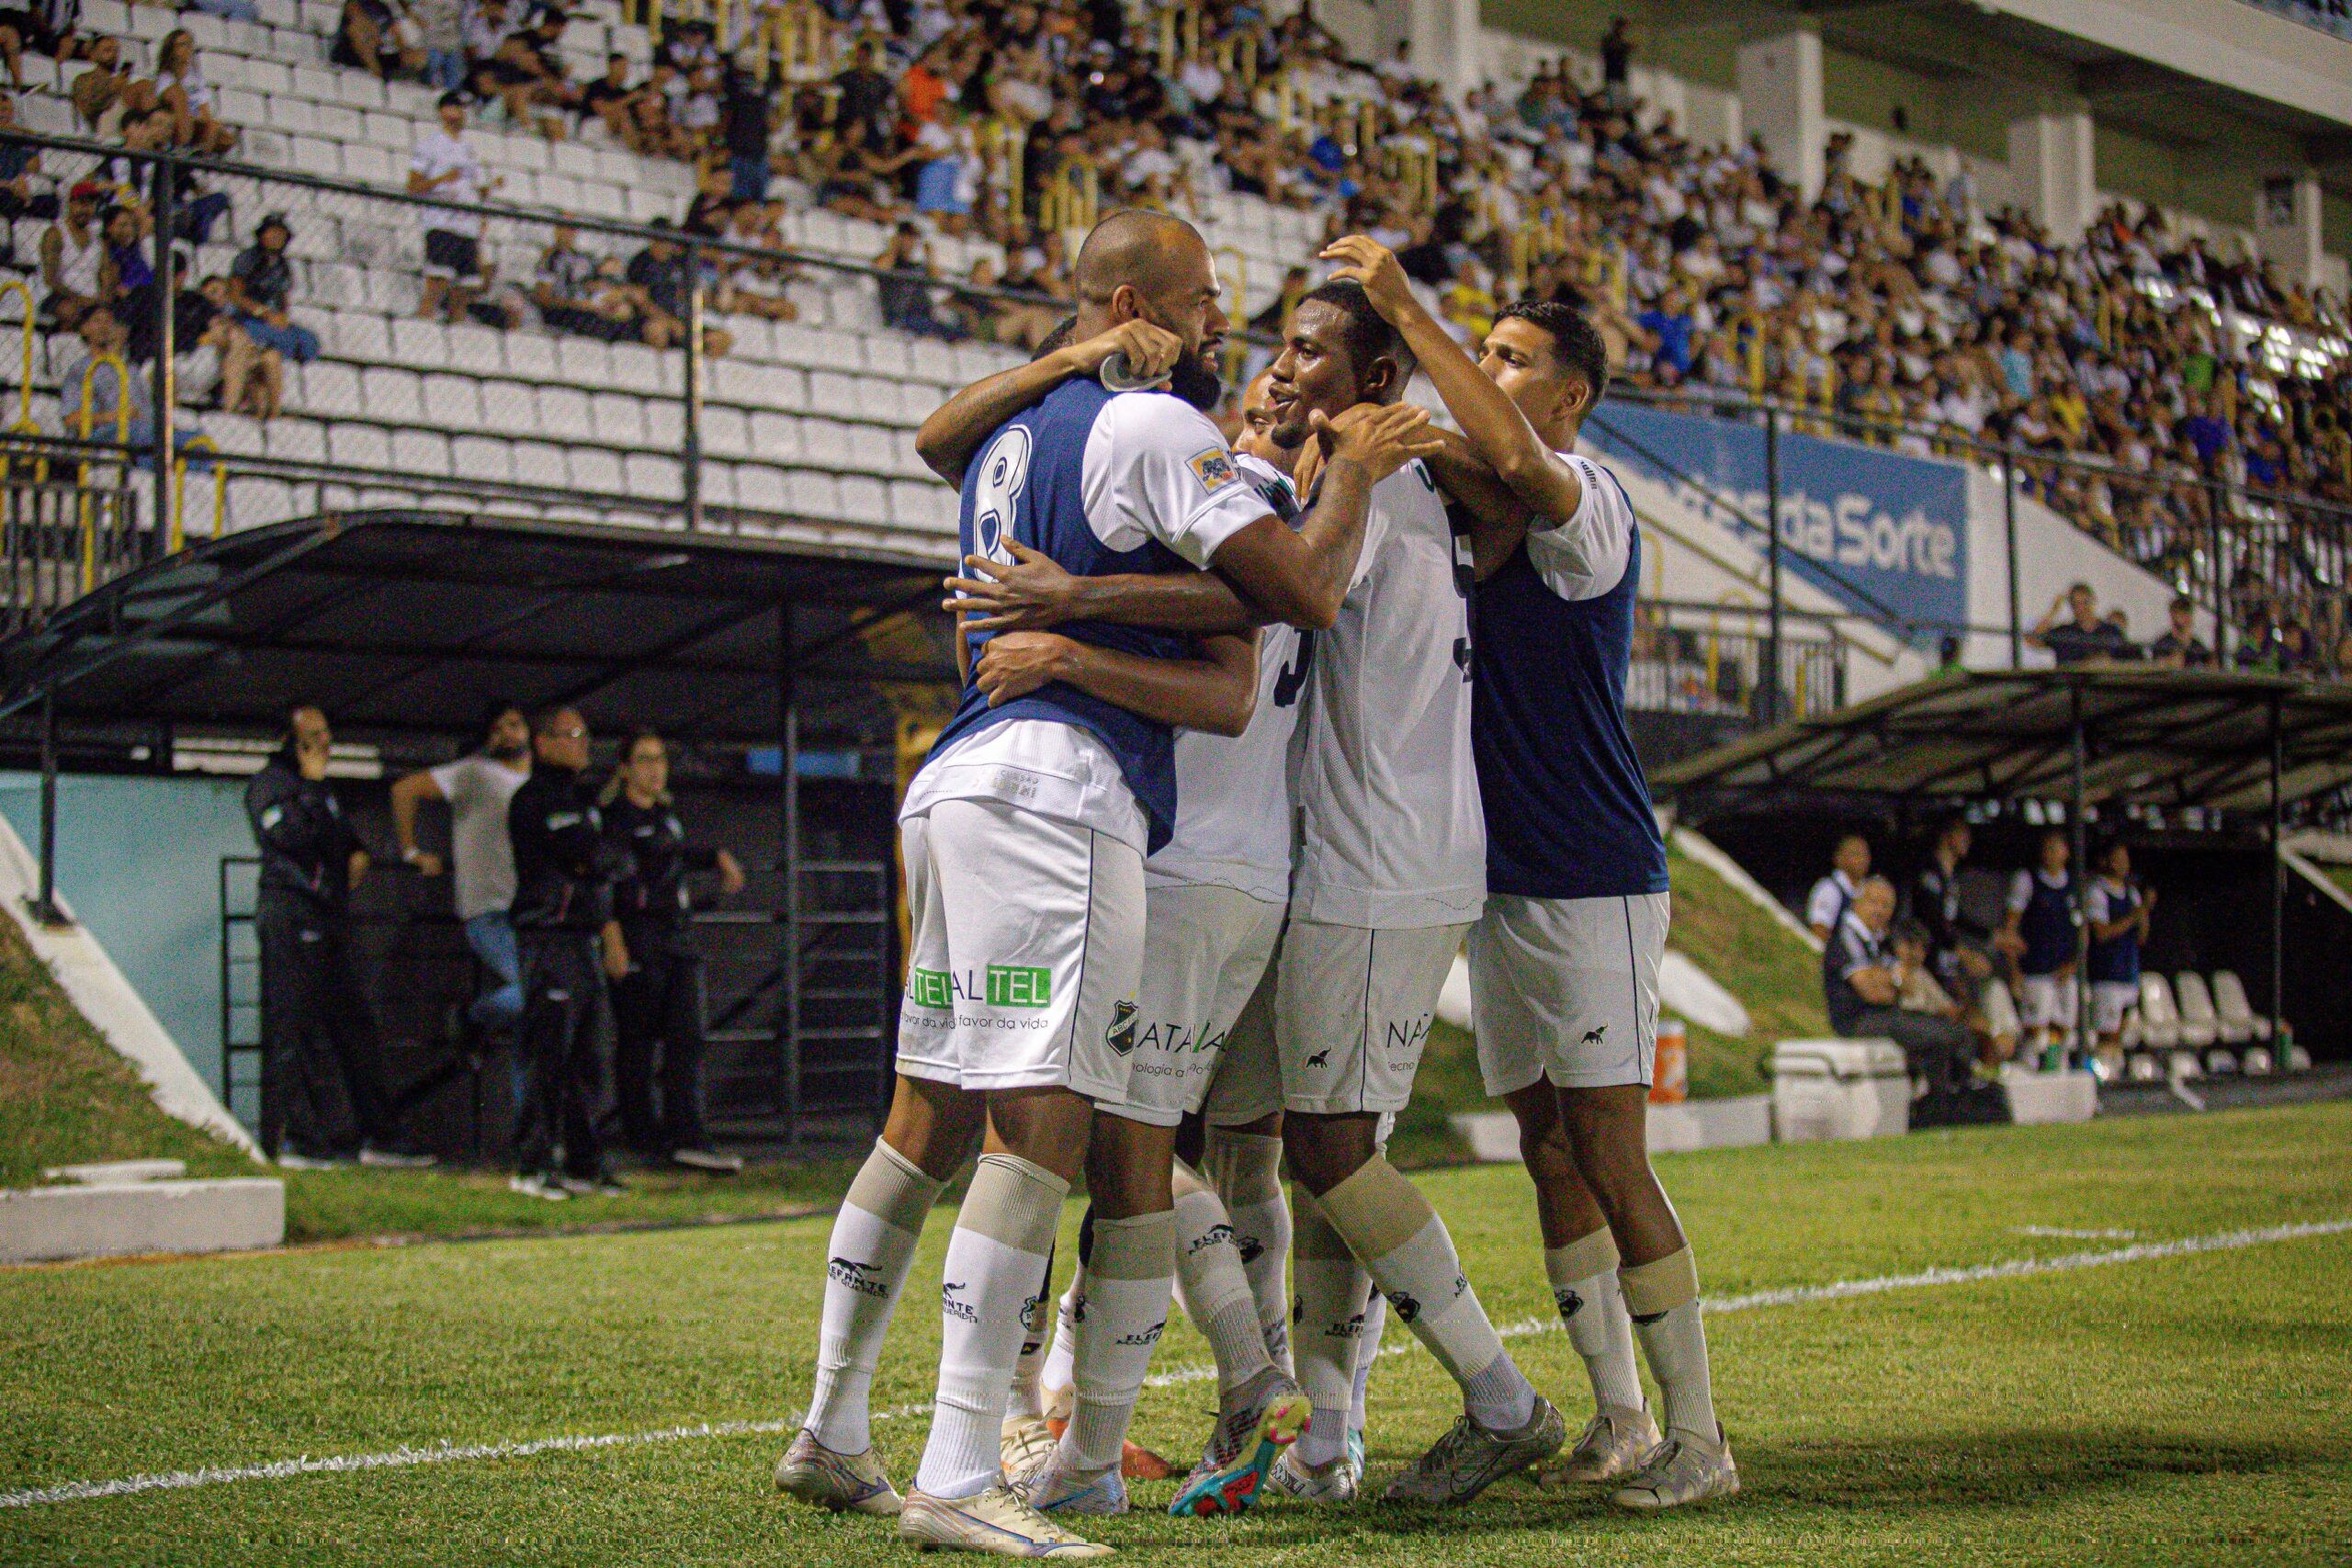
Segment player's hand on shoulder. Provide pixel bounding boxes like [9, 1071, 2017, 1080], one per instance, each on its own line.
[1314, 401, 1443, 484]
[1056, 319, 1182, 383]
[943, 540, 1079, 631]
[974, 631, 1076, 705]
[1318, 235, 1415, 320]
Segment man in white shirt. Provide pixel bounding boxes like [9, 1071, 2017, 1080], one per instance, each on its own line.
[409, 91, 500, 323]
[1806, 834, 1871, 942]
[390, 702, 532, 1030]
[780, 211, 1435, 1560]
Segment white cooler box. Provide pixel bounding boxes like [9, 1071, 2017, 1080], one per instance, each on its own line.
[1773, 1039, 1911, 1142]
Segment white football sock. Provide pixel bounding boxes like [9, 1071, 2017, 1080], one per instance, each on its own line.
[1204, 1128, 1291, 1373]
[1622, 1246, 1719, 1447]
[1040, 1277, 1080, 1419]
[806, 1138, 942, 1454]
[1171, 1164, 1277, 1401]
[1349, 1289, 1385, 1434]
[1056, 1209, 1176, 1474]
[1006, 1242, 1056, 1422]
[1289, 1183, 1370, 1468]
[1546, 1228, 1645, 1415]
[912, 1153, 1068, 1500]
[1320, 1156, 1537, 1433]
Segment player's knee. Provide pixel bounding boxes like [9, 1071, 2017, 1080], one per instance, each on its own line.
[1282, 1112, 1375, 1195]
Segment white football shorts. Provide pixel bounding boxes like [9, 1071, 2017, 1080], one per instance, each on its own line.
[895, 797, 1143, 1101]
[1468, 891, 1670, 1096]
[1274, 918, 1468, 1117]
[2091, 979, 2137, 1036]
[2018, 972, 2080, 1031]
[1095, 881, 1284, 1128]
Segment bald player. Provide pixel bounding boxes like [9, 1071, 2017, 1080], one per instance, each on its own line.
[777, 209, 1432, 1561]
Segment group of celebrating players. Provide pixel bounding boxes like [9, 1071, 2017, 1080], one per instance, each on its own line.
[773, 208, 1736, 1558]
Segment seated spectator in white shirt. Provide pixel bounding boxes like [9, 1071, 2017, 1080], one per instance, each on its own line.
[1806, 833, 1871, 941]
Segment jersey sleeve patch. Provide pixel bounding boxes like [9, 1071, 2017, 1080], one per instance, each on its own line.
[1187, 448, 1238, 493]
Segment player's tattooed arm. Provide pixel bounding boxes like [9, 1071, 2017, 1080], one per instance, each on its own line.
[1207, 401, 1442, 629]
[1320, 235, 1588, 527]
[972, 630, 1258, 737]
[1423, 427, 1534, 581]
[914, 320, 1183, 486]
[944, 542, 1264, 635]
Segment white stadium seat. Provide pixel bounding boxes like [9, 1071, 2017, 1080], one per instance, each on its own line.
[265, 419, 327, 464]
[838, 476, 888, 525]
[420, 374, 483, 429]
[537, 388, 595, 442]
[504, 334, 560, 382]
[748, 412, 802, 462]
[451, 435, 513, 483]
[569, 446, 624, 492]
[390, 429, 451, 478]
[299, 363, 362, 417]
[447, 326, 506, 377]
[510, 441, 568, 489]
[625, 453, 682, 501]
[327, 423, 390, 469]
[591, 392, 646, 447]
[2134, 974, 2182, 1049]
[556, 337, 614, 387]
[2174, 972, 2227, 1047]
[2211, 972, 2271, 1042]
[360, 367, 424, 424]
[789, 469, 841, 520]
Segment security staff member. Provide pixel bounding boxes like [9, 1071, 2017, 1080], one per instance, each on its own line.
[602, 729, 746, 1172]
[505, 706, 632, 1199]
[243, 706, 428, 1168]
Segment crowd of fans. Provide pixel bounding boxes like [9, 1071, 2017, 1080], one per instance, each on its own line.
[0, 1, 2345, 666]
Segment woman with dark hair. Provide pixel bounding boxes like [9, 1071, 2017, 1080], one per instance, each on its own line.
[601, 729, 745, 1172]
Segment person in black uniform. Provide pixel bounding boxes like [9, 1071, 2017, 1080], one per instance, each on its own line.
[505, 706, 632, 1200]
[243, 705, 431, 1168]
[601, 728, 746, 1173]
[1907, 815, 1995, 1000]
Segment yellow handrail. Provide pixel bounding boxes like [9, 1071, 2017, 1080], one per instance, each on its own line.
[74, 351, 131, 594]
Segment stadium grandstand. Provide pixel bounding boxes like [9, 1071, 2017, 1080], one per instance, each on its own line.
[3, 3, 2351, 1560]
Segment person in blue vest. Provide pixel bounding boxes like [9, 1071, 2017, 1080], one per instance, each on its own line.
[779, 209, 1439, 1559]
[2086, 840, 2154, 1071]
[1321, 232, 1735, 1514]
[2000, 829, 2080, 1055]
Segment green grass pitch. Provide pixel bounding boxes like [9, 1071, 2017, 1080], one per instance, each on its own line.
[4, 1101, 2349, 1566]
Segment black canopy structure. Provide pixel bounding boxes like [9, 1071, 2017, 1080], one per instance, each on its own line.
[1656, 668, 2352, 1059]
[0, 512, 963, 1146]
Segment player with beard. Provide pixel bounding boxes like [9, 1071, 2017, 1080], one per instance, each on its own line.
[943, 282, 1564, 1509]
[1323, 235, 1736, 1510]
[778, 210, 1433, 1559]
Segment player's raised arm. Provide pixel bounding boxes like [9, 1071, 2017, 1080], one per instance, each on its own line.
[972, 629, 1258, 737]
[1321, 236, 1588, 526]
[914, 319, 1183, 486]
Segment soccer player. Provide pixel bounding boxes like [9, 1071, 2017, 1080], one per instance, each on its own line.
[2085, 840, 2152, 1071]
[940, 288, 1561, 1509]
[2001, 829, 2080, 1055]
[929, 355, 1433, 1519]
[778, 209, 1430, 1559]
[1324, 234, 1738, 1509]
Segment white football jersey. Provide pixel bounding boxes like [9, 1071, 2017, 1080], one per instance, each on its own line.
[1291, 458, 1486, 929]
[1145, 453, 1310, 903]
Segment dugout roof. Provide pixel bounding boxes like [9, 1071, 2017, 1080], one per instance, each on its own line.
[1652, 668, 2352, 817]
[0, 512, 958, 747]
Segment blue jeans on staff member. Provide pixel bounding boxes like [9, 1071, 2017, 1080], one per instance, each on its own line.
[729, 153, 770, 204]
[233, 312, 320, 364]
[464, 912, 526, 1030]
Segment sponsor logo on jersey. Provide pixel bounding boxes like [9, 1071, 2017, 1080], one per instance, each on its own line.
[1385, 1013, 1433, 1053]
[1105, 998, 1139, 1055]
[987, 964, 1053, 1009]
[908, 967, 956, 1010]
[1188, 448, 1238, 492]
[942, 1280, 977, 1323]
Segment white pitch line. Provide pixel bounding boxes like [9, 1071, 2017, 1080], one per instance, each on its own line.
[2016, 1225, 2138, 1240]
[6, 1215, 2345, 1513]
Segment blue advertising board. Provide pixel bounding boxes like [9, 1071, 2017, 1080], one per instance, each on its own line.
[1582, 402, 1969, 638]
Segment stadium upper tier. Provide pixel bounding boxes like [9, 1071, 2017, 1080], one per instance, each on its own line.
[3, 0, 2345, 669]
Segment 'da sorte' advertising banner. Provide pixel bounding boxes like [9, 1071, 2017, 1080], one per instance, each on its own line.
[1583, 403, 1969, 638]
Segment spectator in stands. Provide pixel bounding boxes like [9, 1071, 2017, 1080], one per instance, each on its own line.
[601, 728, 744, 1173]
[2085, 840, 2152, 1073]
[153, 30, 237, 155]
[479, 6, 581, 139]
[411, 93, 500, 324]
[534, 223, 645, 341]
[1600, 16, 1634, 107]
[226, 213, 321, 364]
[623, 220, 731, 355]
[412, 0, 465, 90]
[710, 203, 799, 324]
[69, 33, 129, 130]
[391, 701, 533, 1033]
[718, 57, 775, 204]
[1823, 876, 1970, 1093]
[2000, 829, 2080, 1055]
[0, 96, 58, 243]
[176, 264, 283, 422]
[38, 180, 104, 331]
[873, 220, 964, 341]
[578, 51, 639, 143]
[334, 0, 425, 81]
[1806, 832, 1871, 941]
[2030, 583, 2133, 664]
[506, 706, 632, 1200]
[54, 304, 153, 443]
[0, 2, 84, 94]
[243, 705, 431, 1169]
[830, 34, 895, 151]
[2149, 593, 2213, 669]
[96, 203, 157, 360]
[108, 104, 234, 245]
